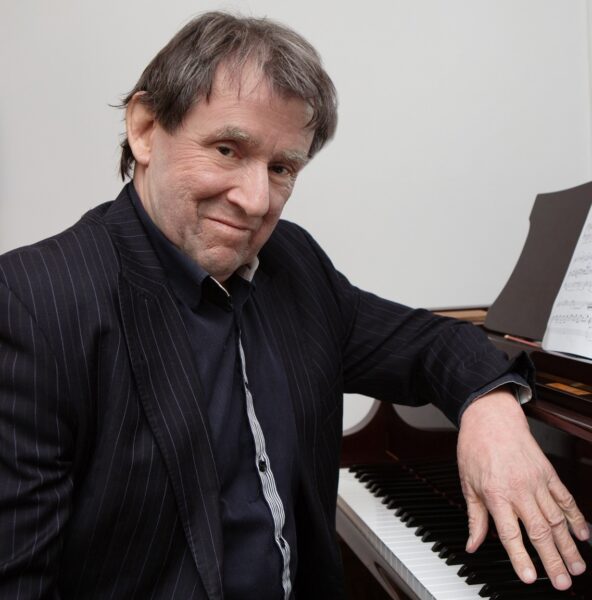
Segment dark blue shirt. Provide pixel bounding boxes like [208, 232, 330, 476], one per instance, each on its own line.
[129, 184, 298, 600]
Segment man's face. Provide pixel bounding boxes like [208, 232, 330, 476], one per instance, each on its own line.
[132, 64, 314, 283]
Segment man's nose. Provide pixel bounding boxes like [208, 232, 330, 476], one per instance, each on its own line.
[227, 163, 270, 217]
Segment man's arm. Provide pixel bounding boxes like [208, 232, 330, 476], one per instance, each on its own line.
[0, 281, 74, 596]
[458, 388, 589, 591]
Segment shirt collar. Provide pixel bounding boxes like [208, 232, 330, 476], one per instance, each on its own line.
[236, 256, 259, 283]
[128, 182, 257, 310]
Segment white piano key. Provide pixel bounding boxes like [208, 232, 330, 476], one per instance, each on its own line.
[338, 468, 484, 600]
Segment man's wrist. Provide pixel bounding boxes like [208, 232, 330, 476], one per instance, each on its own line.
[457, 374, 532, 424]
[460, 386, 528, 428]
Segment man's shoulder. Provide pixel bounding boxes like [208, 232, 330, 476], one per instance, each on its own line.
[261, 219, 351, 299]
[2, 199, 113, 254]
[0, 199, 120, 305]
[269, 219, 318, 241]
[263, 219, 328, 268]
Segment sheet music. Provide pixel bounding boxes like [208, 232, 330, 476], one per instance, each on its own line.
[543, 207, 592, 358]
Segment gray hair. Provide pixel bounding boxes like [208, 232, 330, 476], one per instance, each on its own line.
[119, 11, 338, 179]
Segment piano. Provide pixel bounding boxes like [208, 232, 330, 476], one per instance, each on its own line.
[337, 182, 592, 600]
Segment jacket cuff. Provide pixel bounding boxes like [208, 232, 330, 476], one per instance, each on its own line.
[456, 351, 535, 424]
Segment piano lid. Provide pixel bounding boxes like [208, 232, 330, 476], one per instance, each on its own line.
[485, 181, 592, 341]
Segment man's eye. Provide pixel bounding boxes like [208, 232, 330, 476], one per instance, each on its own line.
[270, 165, 292, 176]
[217, 145, 235, 157]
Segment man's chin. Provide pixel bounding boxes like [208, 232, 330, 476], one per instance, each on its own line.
[192, 248, 248, 282]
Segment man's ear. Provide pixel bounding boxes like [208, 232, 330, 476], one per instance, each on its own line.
[126, 92, 156, 167]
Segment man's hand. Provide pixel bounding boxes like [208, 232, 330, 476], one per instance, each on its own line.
[457, 388, 590, 590]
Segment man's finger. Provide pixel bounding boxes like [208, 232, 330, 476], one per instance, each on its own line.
[487, 503, 538, 584]
[464, 489, 489, 553]
[548, 475, 590, 542]
[537, 487, 587, 577]
[516, 497, 573, 590]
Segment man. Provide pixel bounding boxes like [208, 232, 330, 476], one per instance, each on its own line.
[0, 11, 588, 599]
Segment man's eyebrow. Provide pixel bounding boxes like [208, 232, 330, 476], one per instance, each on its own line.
[276, 149, 309, 169]
[207, 126, 310, 168]
[208, 126, 257, 146]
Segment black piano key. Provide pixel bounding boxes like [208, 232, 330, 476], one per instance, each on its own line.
[464, 564, 527, 585]
[374, 480, 444, 492]
[380, 490, 444, 503]
[386, 496, 450, 510]
[383, 489, 454, 502]
[363, 475, 413, 485]
[465, 547, 512, 561]
[368, 477, 431, 487]
[398, 510, 463, 524]
[367, 475, 426, 485]
[445, 551, 471, 565]
[433, 540, 458, 554]
[378, 481, 422, 491]
[460, 553, 545, 572]
[381, 485, 446, 495]
[394, 503, 461, 514]
[479, 578, 555, 597]
[446, 548, 512, 566]
[434, 538, 473, 555]
[454, 556, 512, 570]
[402, 514, 465, 528]
[436, 538, 507, 557]
[396, 503, 461, 515]
[416, 522, 468, 537]
[366, 478, 423, 490]
[489, 585, 568, 600]
[458, 560, 514, 577]
[421, 529, 469, 543]
[382, 474, 432, 482]
[404, 513, 466, 527]
[380, 490, 446, 502]
[352, 465, 407, 479]
[352, 466, 405, 482]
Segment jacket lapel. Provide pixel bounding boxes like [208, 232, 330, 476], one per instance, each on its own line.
[104, 187, 224, 600]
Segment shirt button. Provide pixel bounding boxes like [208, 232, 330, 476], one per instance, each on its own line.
[258, 459, 267, 472]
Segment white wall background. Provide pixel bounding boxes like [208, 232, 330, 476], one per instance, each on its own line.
[1, 0, 591, 428]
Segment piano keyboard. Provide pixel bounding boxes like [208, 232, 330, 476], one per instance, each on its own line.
[337, 462, 591, 600]
[338, 467, 483, 600]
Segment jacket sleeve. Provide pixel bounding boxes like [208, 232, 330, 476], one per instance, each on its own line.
[341, 284, 534, 424]
[0, 281, 73, 598]
[293, 224, 534, 425]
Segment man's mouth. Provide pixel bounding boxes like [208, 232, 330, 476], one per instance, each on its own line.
[207, 216, 252, 232]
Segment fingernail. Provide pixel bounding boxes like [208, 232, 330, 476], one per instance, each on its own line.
[571, 561, 586, 575]
[555, 574, 571, 589]
[465, 536, 472, 551]
[522, 568, 536, 583]
[580, 528, 590, 540]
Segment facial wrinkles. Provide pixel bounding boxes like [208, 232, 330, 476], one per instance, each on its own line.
[136, 63, 315, 282]
[203, 83, 311, 145]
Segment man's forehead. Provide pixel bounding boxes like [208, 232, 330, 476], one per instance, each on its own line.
[213, 60, 267, 96]
[210, 61, 313, 120]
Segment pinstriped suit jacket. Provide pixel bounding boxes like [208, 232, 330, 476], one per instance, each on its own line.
[0, 186, 524, 599]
